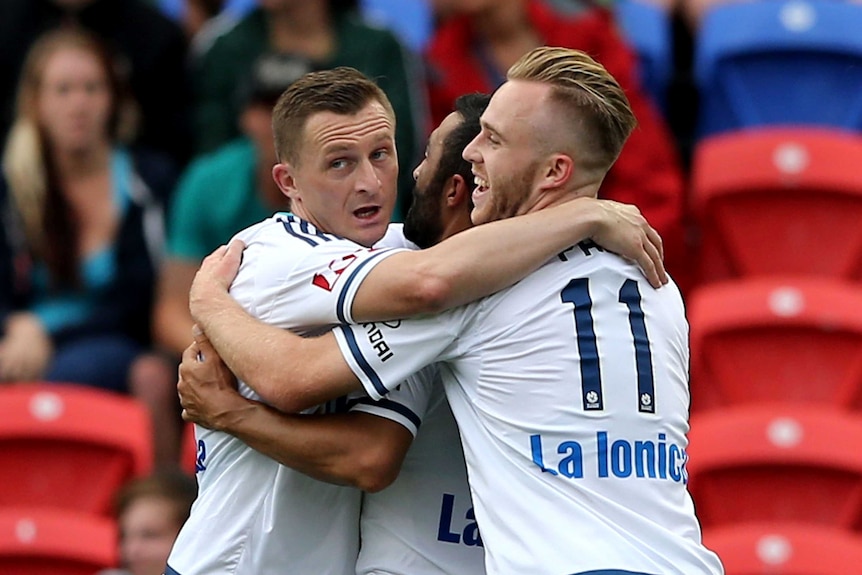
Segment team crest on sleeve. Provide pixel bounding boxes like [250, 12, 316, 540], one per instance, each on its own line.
[312, 251, 362, 291]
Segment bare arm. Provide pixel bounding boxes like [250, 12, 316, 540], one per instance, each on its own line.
[350, 196, 665, 322]
[179, 336, 409, 491]
[152, 260, 199, 357]
[189, 197, 664, 403]
[0, 312, 53, 382]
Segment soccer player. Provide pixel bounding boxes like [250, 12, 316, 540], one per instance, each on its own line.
[167, 65, 666, 574]
[182, 48, 724, 574]
[178, 93, 492, 574]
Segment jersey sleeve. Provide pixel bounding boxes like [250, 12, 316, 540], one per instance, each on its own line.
[229, 216, 410, 329]
[332, 311, 463, 400]
[347, 365, 439, 437]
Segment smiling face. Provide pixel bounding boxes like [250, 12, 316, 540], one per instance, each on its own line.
[36, 45, 112, 156]
[275, 100, 398, 247]
[462, 80, 550, 225]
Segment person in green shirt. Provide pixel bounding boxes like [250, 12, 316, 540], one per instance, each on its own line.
[153, 53, 297, 359]
[192, 0, 426, 220]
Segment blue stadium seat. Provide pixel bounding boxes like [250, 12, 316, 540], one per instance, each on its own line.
[695, 0, 862, 138]
[156, 0, 255, 22]
[359, 0, 433, 53]
[614, 0, 674, 110]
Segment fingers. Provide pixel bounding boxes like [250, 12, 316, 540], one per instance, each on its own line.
[181, 341, 200, 366]
[645, 224, 665, 264]
[225, 238, 246, 259]
[641, 241, 663, 289]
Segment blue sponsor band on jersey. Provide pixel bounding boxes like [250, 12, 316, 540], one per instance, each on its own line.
[530, 431, 687, 482]
[350, 396, 422, 429]
[339, 325, 389, 396]
[335, 252, 399, 323]
[569, 571, 657, 575]
[277, 213, 339, 247]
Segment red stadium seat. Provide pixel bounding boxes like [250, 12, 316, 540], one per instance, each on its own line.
[0, 507, 118, 574]
[688, 278, 862, 413]
[704, 522, 862, 575]
[0, 383, 153, 517]
[690, 128, 862, 284]
[687, 405, 862, 530]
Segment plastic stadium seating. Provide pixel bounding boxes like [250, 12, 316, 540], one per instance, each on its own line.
[690, 127, 862, 284]
[694, 0, 862, 138]
[615, 0, 674, 110]
[550, 0, 673, 110]
[0, 384, 153, 517]
[359, 0, 433, 53]
[687, 405, 862, 530]
[688, 277, 862, 413]
[703, 522, 862, 575]
[0, 507, 118, 574]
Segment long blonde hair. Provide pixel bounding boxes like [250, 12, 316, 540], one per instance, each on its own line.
[2, 27, 138, 283]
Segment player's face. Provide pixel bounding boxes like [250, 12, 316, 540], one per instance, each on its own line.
[37, 46, 112, 155]
[404, 111, 462, 248]
[462, 80, 545, 225]
[279, 101, 398, 247]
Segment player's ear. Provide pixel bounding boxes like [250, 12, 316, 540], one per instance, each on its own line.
[539, 153, 574, 192]
[273, 162, 299, 201]
[446, 174, 470, 209]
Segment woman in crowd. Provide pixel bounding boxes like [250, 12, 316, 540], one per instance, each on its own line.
[0, 27, 181, 467]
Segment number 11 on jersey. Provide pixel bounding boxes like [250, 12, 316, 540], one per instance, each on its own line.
[560, 278, 655, 414]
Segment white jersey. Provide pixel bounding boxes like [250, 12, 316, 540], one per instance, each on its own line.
[334, 242, 725, 575]
[357, 368, 485, 575]
[167, 214, 411, 575]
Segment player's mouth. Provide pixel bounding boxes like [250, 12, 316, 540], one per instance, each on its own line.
[472, 174, 490, 202]
[354, 205, 382, 221]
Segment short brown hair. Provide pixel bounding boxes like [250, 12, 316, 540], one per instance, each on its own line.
[507, 46, 637, 171]
[115, 470, 197, 528]
[271, 66, 395, 165]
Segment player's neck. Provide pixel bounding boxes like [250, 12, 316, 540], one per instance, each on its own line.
[528, 182, 600, 214]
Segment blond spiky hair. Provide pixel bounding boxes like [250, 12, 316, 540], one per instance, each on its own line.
[507, 46, 637, 170]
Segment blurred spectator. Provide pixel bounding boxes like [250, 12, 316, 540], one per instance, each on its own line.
[97, 470, 197, 575]
[192, 0, 426, 220]
[154, 0, 244, 61]
[0, 28, 181, 467]
[425, 0, 691, 286]
[153, 52, 298, 358]
[0, 0, 193, 166]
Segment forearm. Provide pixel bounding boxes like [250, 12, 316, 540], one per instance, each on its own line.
[217, 402, 406, 492]
[191, 290, 299, 398]
[191, 289, 359, 411]
[352, 196, 605, 321]
[153, 300, 196, 357]
[154, 262, 200, 356]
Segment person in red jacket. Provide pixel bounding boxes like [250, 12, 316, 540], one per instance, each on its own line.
[425, 0, 691, 289]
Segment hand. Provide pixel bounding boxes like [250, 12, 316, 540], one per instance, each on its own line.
[589, 199, 668, 288]
[0, 313, 53, 382]
[189, 239, 245, 321]
[177, 327, 252, 431]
